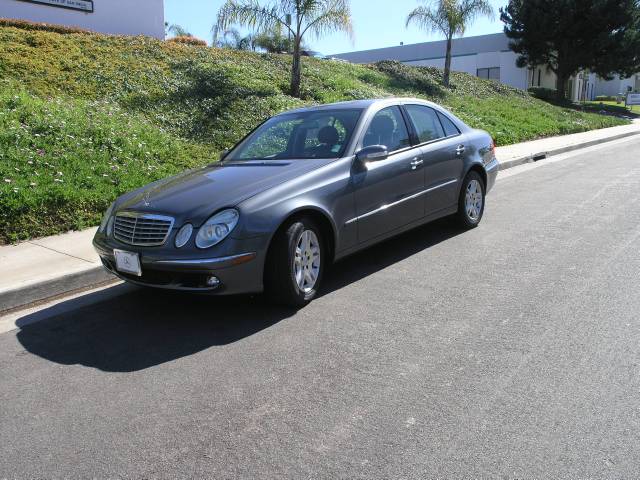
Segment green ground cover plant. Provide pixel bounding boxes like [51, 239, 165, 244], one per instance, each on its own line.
[0, 24, 628, 242]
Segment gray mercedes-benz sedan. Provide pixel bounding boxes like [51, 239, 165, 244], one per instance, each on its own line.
[93, 98, 498, 307]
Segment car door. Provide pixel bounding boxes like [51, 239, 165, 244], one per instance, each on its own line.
[351, 106, 425, 243]
[403, 105, 465, 215]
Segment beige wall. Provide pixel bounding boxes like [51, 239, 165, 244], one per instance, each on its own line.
[528, 67, 556, 90]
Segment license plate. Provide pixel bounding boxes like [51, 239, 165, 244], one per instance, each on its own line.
[114, 249, 142, 276]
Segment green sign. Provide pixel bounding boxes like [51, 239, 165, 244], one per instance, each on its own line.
[17, 0, 94, 13]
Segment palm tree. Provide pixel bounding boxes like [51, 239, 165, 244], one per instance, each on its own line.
[167, 24, 193, 37]
[213, 26, 256, 50]
[254, 25, 298, 53]
[216, 0, 353, 97]
[406, 0, 494, 87]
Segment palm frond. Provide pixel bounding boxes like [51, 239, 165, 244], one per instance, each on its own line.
[302, 0, 353, 39]
[406, 0, 494, 38]
[456, 0, 494, 35]
[406, 5, 450, 36]
[216, 0, 293, 36]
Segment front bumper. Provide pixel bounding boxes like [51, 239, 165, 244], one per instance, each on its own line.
[93, 234, 267, 295]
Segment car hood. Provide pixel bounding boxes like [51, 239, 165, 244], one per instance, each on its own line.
[115, 159, 333, 225]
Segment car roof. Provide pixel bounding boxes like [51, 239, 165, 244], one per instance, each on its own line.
[279, 98, 441, 115]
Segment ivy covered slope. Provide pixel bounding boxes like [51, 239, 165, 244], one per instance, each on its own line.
[0, 25, 627, 243]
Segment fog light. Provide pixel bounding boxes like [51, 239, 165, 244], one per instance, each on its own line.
[206, 276, 220, 288]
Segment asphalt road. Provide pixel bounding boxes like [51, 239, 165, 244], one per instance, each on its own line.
[1, 137, 640, 478]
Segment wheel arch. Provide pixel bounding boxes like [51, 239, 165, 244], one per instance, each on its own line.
[464, 163, 488, 190]
[264, 206, 338, 270]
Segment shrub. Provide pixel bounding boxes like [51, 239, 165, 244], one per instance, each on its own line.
[594, 95, 618, 102]
[167, 36, 208, 47]
[0, 86, 211, 243]
[0, 17, 91, 35]
[528, 87, 557, 101]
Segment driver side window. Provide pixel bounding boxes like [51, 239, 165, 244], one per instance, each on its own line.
[363, 106, 410, 153]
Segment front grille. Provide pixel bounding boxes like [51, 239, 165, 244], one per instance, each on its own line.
[113, 212, 174, 246]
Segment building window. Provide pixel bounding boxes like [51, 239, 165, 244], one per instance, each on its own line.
[477, 67, 500, 81]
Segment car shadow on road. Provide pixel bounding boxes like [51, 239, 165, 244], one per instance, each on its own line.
[15, 218, 463, 372]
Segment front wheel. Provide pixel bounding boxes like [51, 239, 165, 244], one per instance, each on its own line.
[265, 217, 324, 308]
[455, 171, 485, 229]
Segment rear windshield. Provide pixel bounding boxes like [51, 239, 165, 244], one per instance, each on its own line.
[227, 109, 363, 161]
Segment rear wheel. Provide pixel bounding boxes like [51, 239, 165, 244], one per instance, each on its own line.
[265, 217, 324, 308]
[455, 171, 485, 229]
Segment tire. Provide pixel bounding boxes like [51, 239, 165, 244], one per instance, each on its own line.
[455, 171, 485, 229]
[264, 217, 324, 308]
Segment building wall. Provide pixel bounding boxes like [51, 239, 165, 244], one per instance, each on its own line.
[594, 74, 640, 97]
[404, 49, 528, 90]
[0, 0, 165, 39]
[527, 67, 557, 90]
[499, 51, 528, 90]
[334, 34, 529, 91]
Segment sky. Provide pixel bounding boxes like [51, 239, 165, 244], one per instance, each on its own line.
[165, 0, 507, 55]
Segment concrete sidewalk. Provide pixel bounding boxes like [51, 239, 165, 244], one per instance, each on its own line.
[1, 120, 640, 313]
[0, 228, 114, 312]
[496, 119, 640, 170]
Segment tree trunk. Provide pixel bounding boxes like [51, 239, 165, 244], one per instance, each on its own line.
[443, 36, 452, 88]
[556, 71, 568, 102]
[290, 36, 302, 98]
[555, 48, 569, 102]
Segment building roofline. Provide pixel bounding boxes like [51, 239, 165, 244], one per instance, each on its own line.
[332, 32, 510, 64]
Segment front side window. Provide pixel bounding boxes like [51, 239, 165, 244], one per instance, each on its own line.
[228, 109, 362, 160]
[362, 106, 411, 153]
[404, 105, 445, 143]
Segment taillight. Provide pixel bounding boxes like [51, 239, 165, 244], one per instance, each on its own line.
[490, 138, 497, 155]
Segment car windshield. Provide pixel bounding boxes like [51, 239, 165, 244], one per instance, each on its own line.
[227, 109, 362, 161]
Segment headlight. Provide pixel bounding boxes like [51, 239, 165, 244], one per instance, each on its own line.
[99, 202, 115, 233]
[195, 209, 239, 249]
[175, 223, 193, 248]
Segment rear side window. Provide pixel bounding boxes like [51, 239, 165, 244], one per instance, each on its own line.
[404, 105, 445, 144]
[437, 111, 461, 137]
[363, 106, 411, 153]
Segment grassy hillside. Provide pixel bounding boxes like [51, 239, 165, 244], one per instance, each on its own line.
[0, 24, 628, 242]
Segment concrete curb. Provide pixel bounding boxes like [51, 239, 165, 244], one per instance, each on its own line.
[497, 130, 640, 171]
[0, 266, 116, 314]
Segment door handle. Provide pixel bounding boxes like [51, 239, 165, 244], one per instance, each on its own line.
[410, 158, 424, 170]
[455, 145, 466, 156]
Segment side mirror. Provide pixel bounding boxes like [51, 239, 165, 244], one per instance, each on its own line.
[219, 149, 230, 161]
[355, 145, 389, 163]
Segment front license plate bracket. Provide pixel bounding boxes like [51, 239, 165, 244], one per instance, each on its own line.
[114, 249, 142, 277]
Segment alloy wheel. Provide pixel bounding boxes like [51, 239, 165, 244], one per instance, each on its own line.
[293, 229, 321, 293]
[465, 179, 483, 221]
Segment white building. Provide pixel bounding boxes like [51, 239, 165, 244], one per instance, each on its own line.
[0, 0, 165, 39]
[334, 33, 639, 101]
[334, 33, 528, 90]
[588, 73, 640, 99]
